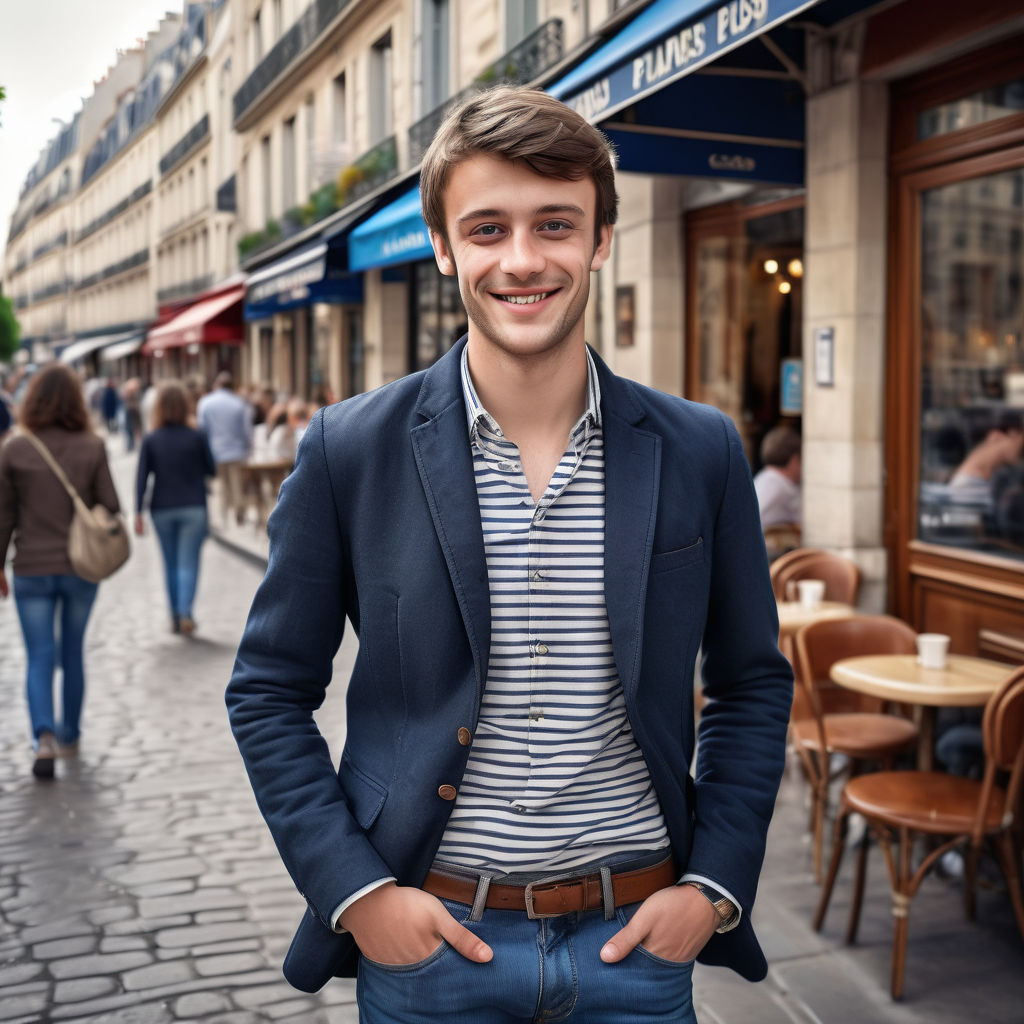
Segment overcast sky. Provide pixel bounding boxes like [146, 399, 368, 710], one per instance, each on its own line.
[0, 0, 183, 266]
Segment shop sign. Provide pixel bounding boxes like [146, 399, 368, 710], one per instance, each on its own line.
[564, 0, 817, 123]
[781, 358, 802, 414]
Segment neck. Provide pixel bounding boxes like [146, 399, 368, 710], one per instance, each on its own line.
[465, 336, 589, 446]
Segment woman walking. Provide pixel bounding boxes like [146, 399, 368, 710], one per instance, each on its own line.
[0, 365, 121, 779]
[135, 381, 215, 636]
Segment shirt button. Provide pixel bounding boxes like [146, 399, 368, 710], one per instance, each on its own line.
[438, 784, 457, 801]
[537, 642, 549, 655]
[457, 727, 472, 746]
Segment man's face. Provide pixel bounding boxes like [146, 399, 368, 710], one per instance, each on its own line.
[430, 153, 612, 360]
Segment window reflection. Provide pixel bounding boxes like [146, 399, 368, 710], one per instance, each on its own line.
[918, 166, 1024, 557]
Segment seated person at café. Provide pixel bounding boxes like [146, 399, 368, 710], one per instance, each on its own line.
[753, 425, 802, 529]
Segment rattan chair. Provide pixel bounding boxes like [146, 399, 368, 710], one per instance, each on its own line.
[814, 667, 1024, 999]
[793, 615, 919, 881]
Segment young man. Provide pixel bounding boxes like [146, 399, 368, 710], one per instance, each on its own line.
[227, 87, 792, 1022]
[752, 425, 802, 529]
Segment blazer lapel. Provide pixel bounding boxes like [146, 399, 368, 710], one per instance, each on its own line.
[597, 355, 662, 701]
[410, 341, 491, 697]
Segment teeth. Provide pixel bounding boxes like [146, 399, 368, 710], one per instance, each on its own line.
[500, 292, 550, 304]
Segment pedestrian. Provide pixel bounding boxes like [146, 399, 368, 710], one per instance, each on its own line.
[0, 364, 121, 779]
[122, 377, 143, 452]
[100, 377, 120, 434]
[134, 380, 216, 636]
[196, 371, 252, 527]
[226, 86, 792, 1022]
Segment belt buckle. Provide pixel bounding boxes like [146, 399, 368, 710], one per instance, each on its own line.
[523, 875, 585, 920]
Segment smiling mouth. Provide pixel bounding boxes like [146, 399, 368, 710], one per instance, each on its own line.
[495, 291, 554, 305]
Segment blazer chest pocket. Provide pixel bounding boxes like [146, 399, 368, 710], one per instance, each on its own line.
[650, 537, 704, 575]
[338, 753, 388, 830]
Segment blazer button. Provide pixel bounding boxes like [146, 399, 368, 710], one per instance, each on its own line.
[438, 784, 457, 801]
[457, 727, 472, 746]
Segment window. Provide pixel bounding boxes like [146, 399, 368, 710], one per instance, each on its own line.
[332, 72, 347, 155]
[282, 116, 296, 211]
[917, 166, 1024, 559]
[252, 9, 263, 65]
[369, 32, 393, 145]
[305, 94, 316, 192]
[504, 0, 537, 48]
[272, 0, 283, 39]
[260, 134, 272, 223]
[422, 0, 450, 112]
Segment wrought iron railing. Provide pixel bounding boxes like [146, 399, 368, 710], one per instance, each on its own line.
[408, 19, 564, 164]
[31, 278, 72, 303]
[32, 232, 68, 263]
[216, 175, 237, 212]
[159, 114, 211, 177]
[233, 0, 355, 124]
[77, 181, 153, 244]
[75, 249, 149, 292]
[157, 274, 214, 305]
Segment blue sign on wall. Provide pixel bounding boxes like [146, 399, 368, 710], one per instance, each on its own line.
[780, 358, 803, 415]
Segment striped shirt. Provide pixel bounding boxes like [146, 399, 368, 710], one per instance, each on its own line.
[435, 347, 670, 873]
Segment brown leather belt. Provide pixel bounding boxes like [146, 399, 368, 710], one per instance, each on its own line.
[423, 857, 676, 920]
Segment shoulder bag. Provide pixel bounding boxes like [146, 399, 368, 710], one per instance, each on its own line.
[22, 430, 131, 583]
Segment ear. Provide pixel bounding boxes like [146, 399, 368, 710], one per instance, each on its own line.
[430, 230, 456, 277]
[590, 224, 613, 272]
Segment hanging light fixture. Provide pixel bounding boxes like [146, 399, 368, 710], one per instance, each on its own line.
[763, 258, 779, 275]
[787, 258, 804, 277]
[778, 280, 792, 295]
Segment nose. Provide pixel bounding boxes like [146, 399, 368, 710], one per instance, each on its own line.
[499, 230, 545, 280]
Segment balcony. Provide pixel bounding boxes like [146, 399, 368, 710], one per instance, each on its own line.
[32, 232, 68, 263]
[216, 175, 237, 212]
[238, 135, 398, 263]
[32, 279, 72, 303]
[75, 249, 149, 292]
[157, 273, 215, 305]
[233, 0, 355, 127]
[77, 181, 153, 244]
[159, 114, 211, 177]
[408, 19, 564, 164]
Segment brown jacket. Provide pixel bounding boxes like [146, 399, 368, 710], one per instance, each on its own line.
[0, 427, 120, 577]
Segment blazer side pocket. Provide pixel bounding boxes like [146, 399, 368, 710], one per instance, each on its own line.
[650, 537, 704, 575]
[338, 753, 389, 831]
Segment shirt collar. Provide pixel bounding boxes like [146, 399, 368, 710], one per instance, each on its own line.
[460, 344, 603, 438]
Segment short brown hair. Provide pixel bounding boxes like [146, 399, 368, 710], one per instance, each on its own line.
[152, 381, 190, 429]
[19, 364, 91, 432]
[760, 425, 801, 467]
[420, 86, 618, 246]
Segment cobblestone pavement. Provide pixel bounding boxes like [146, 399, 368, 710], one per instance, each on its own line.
[3, 443, 1024, 1023]
[0, 447, 358, 1023]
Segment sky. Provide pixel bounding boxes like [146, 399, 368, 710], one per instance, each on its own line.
[0, 0, 184, 266]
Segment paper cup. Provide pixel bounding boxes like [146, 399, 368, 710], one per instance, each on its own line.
[916, 633, 950, 669]
[797, 579, 825, 610]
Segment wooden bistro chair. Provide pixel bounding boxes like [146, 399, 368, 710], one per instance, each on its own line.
[814, 667, 1024, 999]
[793, 615, 919, 882]
[778, 549, 861, 605]
[770, 547, 826, 603]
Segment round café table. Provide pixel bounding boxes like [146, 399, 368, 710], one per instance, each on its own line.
[777, 601, 856, 640]
[829, 653, 1009, 770]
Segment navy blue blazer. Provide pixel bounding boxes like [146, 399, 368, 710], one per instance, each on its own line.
[226, 338, 793, 993]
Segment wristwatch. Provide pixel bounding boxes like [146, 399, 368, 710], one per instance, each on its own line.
[685, 881, 739, 932]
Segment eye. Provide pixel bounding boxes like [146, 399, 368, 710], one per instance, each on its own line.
[470, 223, 505, 238]
[539, 220, 573, 234]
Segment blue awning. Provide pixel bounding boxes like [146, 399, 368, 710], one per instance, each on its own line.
[348, 187, 433, 272]
[244, 238, 362, 320]
[548, 0, 821, 122]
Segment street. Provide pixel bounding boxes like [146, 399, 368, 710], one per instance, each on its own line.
[2, 444, 1024, 1023]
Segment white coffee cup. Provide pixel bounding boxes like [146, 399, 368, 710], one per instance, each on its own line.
[797, 579, 825, 610]
[916, 633, 950, 669]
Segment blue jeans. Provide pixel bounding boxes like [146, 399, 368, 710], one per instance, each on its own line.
[356, 899, 696, 1023]
[14, 573, 98, 743]
[150, 505, 207, 618]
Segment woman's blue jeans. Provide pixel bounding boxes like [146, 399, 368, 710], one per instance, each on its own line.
[13, 573, 98, 743]
[356, 899, 697, 1023]
[150, 505, 207, 619]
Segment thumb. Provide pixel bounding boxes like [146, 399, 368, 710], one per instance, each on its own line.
[601, 920, 642, 963]
[439, 918, 493, 964]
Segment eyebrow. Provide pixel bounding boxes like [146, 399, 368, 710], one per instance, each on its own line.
[456, 203, 586, 227]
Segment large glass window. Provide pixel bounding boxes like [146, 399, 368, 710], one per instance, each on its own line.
[918, 166, 1024, 557]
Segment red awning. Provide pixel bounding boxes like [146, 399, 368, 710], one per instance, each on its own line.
[142, 286, 244, 354]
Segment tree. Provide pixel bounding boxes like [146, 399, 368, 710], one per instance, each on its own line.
[0, 85, 5, 126]
[0, 295, 20, 363]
